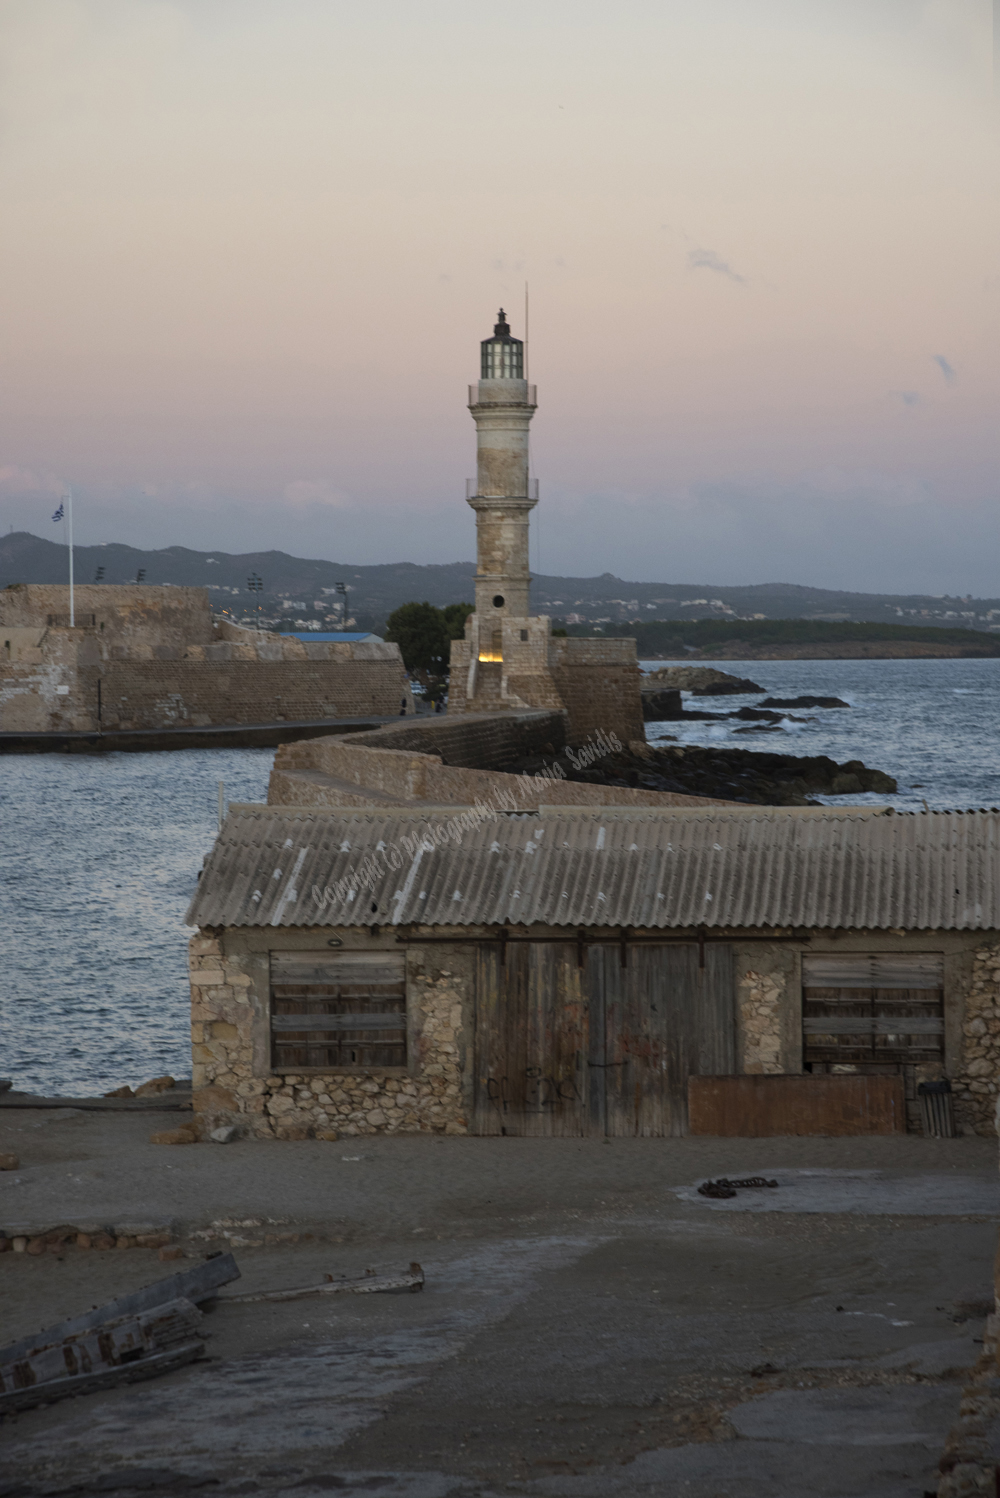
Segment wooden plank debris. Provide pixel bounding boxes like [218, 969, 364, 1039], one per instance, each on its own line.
[220, 1262, 424, 1303]
[0, 1252, 239, 1365]
[0, 1299, 203, 1395]
[0, 1343, 205, 1416]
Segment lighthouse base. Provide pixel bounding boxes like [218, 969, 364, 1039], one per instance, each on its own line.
[448, 616, 644, 745]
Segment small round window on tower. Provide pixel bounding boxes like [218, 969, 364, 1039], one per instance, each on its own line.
[492, 594, 505, 608]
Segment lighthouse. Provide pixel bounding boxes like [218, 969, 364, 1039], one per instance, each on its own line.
[466, 309, 538, 627]
[448, 308, 644, 743]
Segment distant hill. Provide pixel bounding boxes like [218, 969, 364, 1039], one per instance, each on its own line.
[3, 531, 999, 638]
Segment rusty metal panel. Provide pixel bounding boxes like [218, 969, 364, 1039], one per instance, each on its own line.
[187, 804, 1000, 934]
[688, 1074, 906, 1136]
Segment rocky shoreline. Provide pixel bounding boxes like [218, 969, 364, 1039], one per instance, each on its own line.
[509, 740, 897, 806]
[640, 668, 851, 727]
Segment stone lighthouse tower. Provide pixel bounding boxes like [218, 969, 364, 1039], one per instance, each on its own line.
[467, 309, 537, 625]
[449, 309, 561, 715]
[448, 308, 644, 741]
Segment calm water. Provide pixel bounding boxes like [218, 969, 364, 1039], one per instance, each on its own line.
[2, 750, 272, 1096]
[3, 658, 999, 1095]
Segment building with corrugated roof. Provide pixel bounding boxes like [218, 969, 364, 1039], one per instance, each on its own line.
[185, 804, 1000, 1142]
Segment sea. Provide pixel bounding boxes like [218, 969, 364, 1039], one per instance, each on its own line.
[2, 657, 998, 1097]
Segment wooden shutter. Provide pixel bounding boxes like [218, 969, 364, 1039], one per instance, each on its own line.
[270, 951, 406, 1072]
[802, 954, 944, 1067]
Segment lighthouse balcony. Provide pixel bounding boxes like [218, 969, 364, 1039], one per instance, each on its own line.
[466, 478, 539, 502]
[468, 382, 536, 409]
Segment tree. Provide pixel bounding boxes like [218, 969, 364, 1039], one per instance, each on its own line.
[384, 601, 473, 676]
[441, 602, 474, 641]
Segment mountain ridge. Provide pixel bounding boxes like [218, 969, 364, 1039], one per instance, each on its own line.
[2, 531, 997, 634]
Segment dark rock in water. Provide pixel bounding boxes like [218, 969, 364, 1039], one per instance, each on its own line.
[643, 666, 764, 695]
[729, 706, 785, 723]
[694, 676, 765, 696]
[761, 695, 849, 709]
[640, 687, 736, 723]
[641, 688, 683, 721]
[505, 742, 897, 806]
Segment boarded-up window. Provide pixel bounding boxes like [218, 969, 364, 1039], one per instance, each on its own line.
[270, 952, 406, 1072]
[802, 954, 944, 1070]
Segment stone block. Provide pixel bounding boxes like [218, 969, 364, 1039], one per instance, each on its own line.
[135, 1075, 175, 1096]
[193, 1083, 238, 1113]
[150, 1125, 199, 1145]
[210, 1021, 239, 1042]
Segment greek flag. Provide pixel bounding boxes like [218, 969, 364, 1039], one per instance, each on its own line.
[52, 501, 64, 522]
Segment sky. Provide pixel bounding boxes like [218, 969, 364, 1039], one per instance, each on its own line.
[0, 0, 996, 593]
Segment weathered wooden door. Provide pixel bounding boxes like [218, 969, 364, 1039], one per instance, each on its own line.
[473, 943, 587, 1136]
[473, 940, 735, 1137]
[587, 943, 735, 1137]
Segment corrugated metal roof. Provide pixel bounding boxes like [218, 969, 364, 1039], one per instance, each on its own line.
[186, 804, 1000, 933]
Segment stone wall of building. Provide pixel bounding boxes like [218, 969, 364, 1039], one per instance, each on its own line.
[736, 966, 787, 1074]
[954, 940, 1000, 1136]
[189, 932, 470, 1138]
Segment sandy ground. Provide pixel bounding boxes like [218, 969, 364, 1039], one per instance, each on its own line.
[2, 1112, 999, 1498]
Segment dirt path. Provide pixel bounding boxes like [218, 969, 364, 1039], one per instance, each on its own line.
[2, 1115, 998, 1497]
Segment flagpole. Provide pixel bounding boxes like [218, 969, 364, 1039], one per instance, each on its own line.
[67, 488, 75, 628]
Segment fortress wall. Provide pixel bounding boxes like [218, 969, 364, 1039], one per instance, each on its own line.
[549, 637, 646, 744]
[267, 708, 720, 813]
[82, 658, 409, 731]
[0, 584, 213, 652]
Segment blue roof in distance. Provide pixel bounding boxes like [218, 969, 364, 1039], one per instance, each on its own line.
[282, 631, 383, 642]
